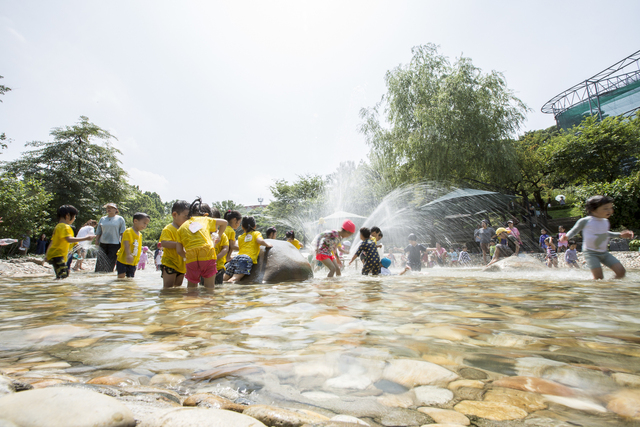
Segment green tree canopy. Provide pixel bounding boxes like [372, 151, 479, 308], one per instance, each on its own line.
[360, 44, 529, 187]
[1, 116, 129, 225]
[212, 200, 245, 215]
[548, 113, 640, 186]
[0, 174, 52, 243]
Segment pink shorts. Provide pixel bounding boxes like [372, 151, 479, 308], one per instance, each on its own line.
[316, 254, 335, 261]
[185, 259, 217, 283]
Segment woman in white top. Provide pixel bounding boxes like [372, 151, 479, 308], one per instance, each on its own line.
[73, 220, 97, 270]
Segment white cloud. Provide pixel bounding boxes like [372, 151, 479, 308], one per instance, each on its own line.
[127, 168, 169, 193]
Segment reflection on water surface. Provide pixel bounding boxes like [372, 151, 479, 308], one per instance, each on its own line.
[1, 267, 640, 425]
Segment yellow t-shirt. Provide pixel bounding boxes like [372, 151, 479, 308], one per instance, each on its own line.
[177, 216, 219, 264]
[160, 223, 186, 273]
[370, 236, 377, 244]
[288, 238, 302, 249]
[224, 226, 236, 246]
[117, 228, 142, 266]
[47, 223, 74, 262]
[215, 231, 229, 270]
[238, 230, 263, 264]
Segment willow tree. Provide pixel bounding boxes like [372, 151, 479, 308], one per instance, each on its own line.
[1, 116, 129, 224]
[360, 44, 529, 189]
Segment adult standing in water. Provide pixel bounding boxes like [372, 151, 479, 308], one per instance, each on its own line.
[94, 203, 126, 272]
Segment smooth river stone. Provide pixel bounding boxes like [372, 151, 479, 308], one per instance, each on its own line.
[377, 408, 432, 426]
[453, 400, 528, 421]
[414, 385, 454, 405]
[483, 387, 547, 412]
[542, 395, 606, 413]
[0, 387, 135, 427]
[492, 376, 574, 397]
[243, 405, 329, 426]
[417, 407, 470, 425]
[382, 359, 458, 388]
[139, 407, 267, 427]
[148, 374, 185, 387]
[605, 389, 640, 420]
[448, 379, 484, 390]
[329, 414, 370, 425]
[325, 374, 372, 390]
[183, 393, 246, 412]
[88, 375, 138, 387]
[612, 372, 640, 388]
[376, 391, 415, 408]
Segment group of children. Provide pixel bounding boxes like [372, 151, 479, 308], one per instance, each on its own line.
[44, 195, 634, 282]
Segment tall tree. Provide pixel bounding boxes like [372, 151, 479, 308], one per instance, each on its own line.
[1, 116, 129, 225]
[0, 75, 11, 150]
[0, 174, 52, 242]
[548, 113, 640, 185]
[360, 44, 529, 187]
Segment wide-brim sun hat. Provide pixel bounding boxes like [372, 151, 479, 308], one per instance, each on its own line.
[341, 220, 356, 234]
[104, 203, 118, 210]
[495, 227, 511, 235]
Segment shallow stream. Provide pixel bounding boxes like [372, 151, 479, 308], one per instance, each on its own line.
[1, 265, 640, 425]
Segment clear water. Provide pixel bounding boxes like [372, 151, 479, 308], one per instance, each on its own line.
[1, 265, 640, 425]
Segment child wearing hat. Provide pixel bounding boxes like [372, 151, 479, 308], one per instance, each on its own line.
[380, 257, 410, 276]
[315, 219, 356, 277]
[486, 227, 520, 266]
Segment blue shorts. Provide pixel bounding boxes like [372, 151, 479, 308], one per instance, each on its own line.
[224, 255, 253, 276]
[583, 250, 620, 270]
[116, 260, 136, 278]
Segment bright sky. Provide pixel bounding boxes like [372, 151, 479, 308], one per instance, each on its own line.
[2, 1, 639, 206]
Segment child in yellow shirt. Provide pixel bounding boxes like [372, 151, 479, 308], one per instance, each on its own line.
[46, 205, 95, 279]
[224, 216, 272, 283]
[223, 209, 242, 261]
[285, 230, 303, 249]
[211, 207, 230, 285]
[176, 198, 227, 288]
[159, 200, 190, 288]
[116, 213, 150, 278]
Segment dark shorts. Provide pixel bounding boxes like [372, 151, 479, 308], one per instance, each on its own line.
[407, 260, 421, 272]
[215, 268, 226, 285]
[161, 265, 184, 278]
[116, 260, 136, 278]
[48, 256, 69, 279]
[480, 242, 490, 253]
[495, 244, 514, 258]
[225, 255, 253, 276]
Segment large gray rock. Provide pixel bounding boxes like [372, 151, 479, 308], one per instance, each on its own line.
[484, 255, 546, 272]
[241, 240, 313, 283]
[0, 387, 135, 427]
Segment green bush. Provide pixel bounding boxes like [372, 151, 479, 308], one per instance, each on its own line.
[575, 171, 640, 230]
[630, 239, 640, 251]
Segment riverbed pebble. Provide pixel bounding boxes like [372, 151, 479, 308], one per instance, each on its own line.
[605, 389, 640, 420]
[0, 387, 135, 427]
[139, 407, 267, 427]
[329, 414, 370, 425]
[453, 400, 528, 421]
[381, 359, 458, 388]
[417, 407, 470, 425]
[483, 387, 547, 412]
[492, 376, 574, 396]
[414, 385, 454, 405]
[244, 404, 330, 426]
[183, 392, 247, 412]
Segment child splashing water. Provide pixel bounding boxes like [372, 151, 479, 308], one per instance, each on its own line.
[314, 220, 356, 277]
[561, 195, 634, 279]
[176, 198, 227, 289]
[224, 216, 272, 283]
